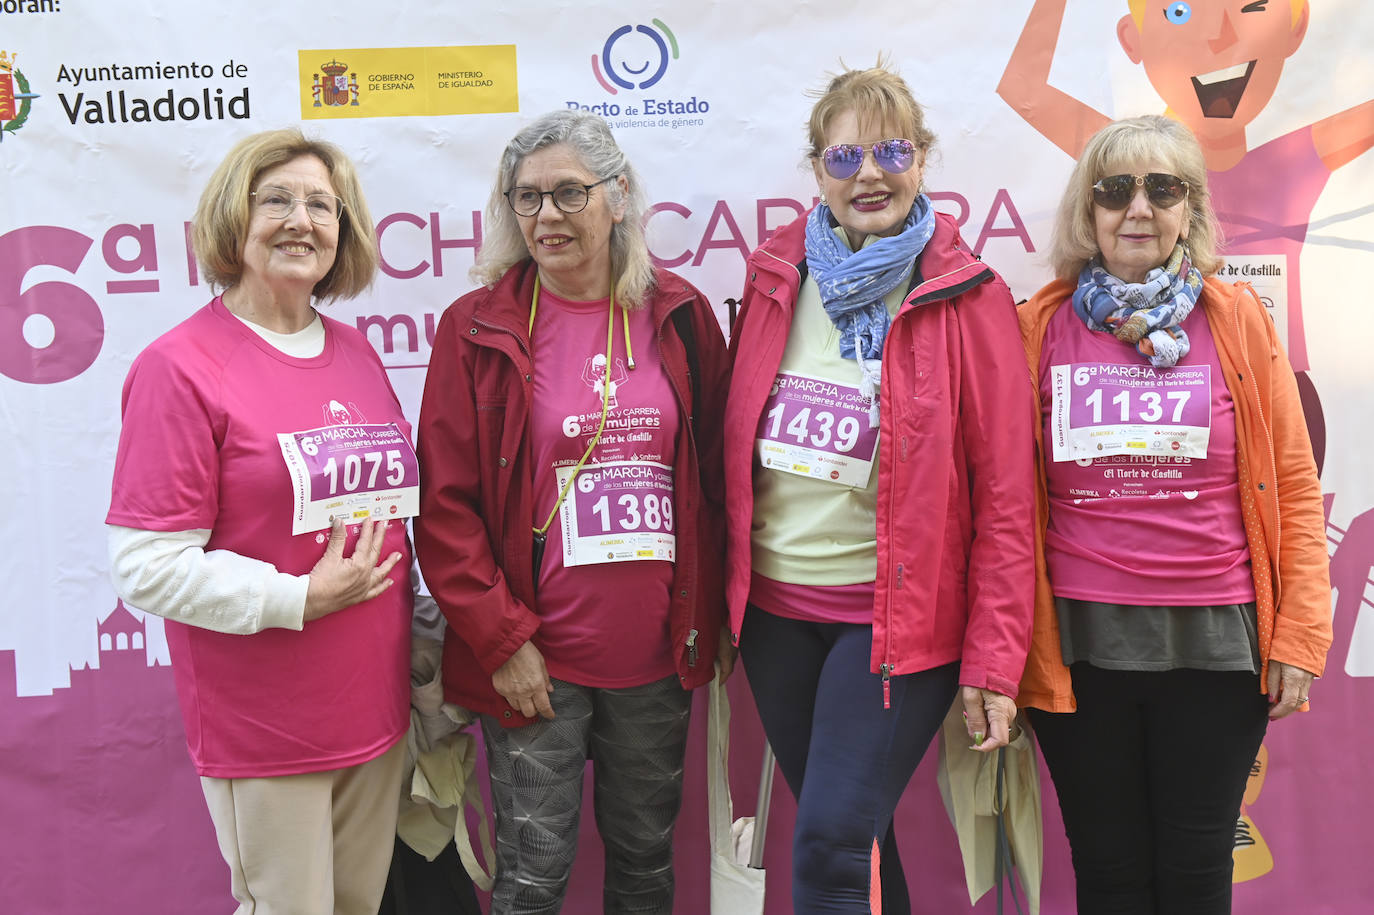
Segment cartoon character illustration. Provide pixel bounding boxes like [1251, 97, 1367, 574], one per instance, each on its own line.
[581, 353, 629, 410]
[322, 399, 366, 425]
[1000, 0, 1373, 467]
[1234, 742, 1274, 881]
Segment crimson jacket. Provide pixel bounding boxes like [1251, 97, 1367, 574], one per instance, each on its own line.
[416, 261, 729, 726]
[723, 210, 1037, 697]
[1017, 277, 1332, 712]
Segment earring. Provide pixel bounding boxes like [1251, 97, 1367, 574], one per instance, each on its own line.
[819, 192, 828, 205]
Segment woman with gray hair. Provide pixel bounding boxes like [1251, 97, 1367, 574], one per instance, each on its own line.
[415, 109, 733, 914]
[1018, 114, 1331, 912]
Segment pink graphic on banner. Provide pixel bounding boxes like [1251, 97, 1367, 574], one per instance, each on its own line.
[0, 601, 228, 913]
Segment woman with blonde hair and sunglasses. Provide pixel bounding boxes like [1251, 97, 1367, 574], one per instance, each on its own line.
[1018, 114, 1332, 913]
[721, 62, 1036, 913]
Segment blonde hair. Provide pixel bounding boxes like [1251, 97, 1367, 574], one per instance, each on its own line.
[1048, 115, 1223, 281]
[191, 128, 378, 302]
[471, 110, 655, 309]
[1127, 0, 1304, 28]
[805, 57, 936, 175]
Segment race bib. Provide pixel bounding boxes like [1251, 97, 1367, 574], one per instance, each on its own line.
[1048, 362, 1211, 462]
[557, 460, 676, 567]
[277, 423, 419, 535]
[755, 373, 879, 487]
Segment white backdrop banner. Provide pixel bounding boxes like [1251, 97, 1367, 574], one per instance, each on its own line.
[3, 1, 1372, 912]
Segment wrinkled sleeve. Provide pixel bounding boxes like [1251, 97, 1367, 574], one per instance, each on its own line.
[1258, 303, 1332, 677]
[414, 305, 539, 675]
[955, 281, 1038, 698]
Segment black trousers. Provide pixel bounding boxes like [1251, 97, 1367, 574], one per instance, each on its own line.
[1028, 663, 1269, 915]
[378, 837, 482, 915]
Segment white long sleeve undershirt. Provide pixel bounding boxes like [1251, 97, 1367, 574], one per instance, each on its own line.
[107, 526, 309, 634]
[105, 309, 327, 634]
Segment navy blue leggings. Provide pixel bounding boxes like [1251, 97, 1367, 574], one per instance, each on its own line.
[740, 607, 959, 915]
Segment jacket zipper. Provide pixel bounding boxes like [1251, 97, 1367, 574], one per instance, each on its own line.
[659, 297, 702, 674]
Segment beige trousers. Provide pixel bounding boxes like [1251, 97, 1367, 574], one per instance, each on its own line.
[199, 738, 406, 915]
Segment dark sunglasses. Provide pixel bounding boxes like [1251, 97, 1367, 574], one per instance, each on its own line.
[1092, 173, 1189, 210]
[820, 138, 916, 180]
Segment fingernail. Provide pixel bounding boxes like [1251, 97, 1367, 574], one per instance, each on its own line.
[973, 732, 985, 746]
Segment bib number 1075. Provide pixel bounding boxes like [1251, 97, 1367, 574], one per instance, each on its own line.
[317, 449, 409, 496]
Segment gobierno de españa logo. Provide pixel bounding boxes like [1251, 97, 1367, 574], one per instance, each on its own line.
[576, 19, 708, 129]
[0, 50, 41, 141]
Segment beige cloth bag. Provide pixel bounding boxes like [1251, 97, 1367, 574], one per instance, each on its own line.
[395, 636, 497, 892]
[936, 699, 1043, 914]
[708, 674, 767, 915]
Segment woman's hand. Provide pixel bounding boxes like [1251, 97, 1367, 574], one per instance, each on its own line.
[304, 518, 402, 621]
[493, 640, 556, 720]
[961, 686, 1017, 753]
[1267, 660, 1317, 720]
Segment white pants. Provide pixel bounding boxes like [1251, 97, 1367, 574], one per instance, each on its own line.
[199, 738, 406, 915]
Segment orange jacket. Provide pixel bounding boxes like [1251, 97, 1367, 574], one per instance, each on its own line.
[1017, 276, 1332, 712]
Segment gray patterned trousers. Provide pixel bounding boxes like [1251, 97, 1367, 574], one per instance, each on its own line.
[481, 674, 693, 915]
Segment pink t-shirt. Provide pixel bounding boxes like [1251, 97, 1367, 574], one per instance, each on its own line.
[107, 298, 411, 778]
[529, 289, 679, 687]
[1039, 299, 1254, 604]
[748, 572, 873, 625]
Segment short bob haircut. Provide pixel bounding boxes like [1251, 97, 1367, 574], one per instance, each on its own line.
[1048, 115, 1223, 281]
[191, 128, 378, 302]
[471, 110, 655, 309]
[805, 59, 937, 181]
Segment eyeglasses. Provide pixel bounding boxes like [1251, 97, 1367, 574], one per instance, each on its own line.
[819, 138, 917, 180]
[1091, 173, 1189, 211]
[250, 188, 345, 225]
[505, 176, 617, 217]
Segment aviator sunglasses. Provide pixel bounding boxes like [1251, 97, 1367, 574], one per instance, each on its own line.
[820, 138, 916, 180]
[1092, 173, 1189, 210]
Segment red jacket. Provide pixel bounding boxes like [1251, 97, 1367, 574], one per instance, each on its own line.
[1017, 277, 1333, 712]
[416, 262, 730, 726]
[723, 210, 1037, 697]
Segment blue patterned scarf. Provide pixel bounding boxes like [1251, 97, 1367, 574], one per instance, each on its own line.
[1072, 244, 1202, 367]
[805, 195, 936, 425]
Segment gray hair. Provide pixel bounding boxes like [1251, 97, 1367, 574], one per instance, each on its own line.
[471, 110, 655, 308]
[1048, 115, 1223, 281]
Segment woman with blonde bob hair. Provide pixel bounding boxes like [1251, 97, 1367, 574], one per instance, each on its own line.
[1018, 114, 1331, 912]
[417, 110, 732, 913]
[108, 127, 414, 915]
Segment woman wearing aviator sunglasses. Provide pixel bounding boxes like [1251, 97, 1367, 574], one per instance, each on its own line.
[1018, 115, 1331, 913]
[721, 62, 1036, 913]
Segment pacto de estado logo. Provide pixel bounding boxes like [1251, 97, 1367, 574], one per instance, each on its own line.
[0, 50, 40, 141]
[591, 20, 677, 93]
[572, 19, 708, 130]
